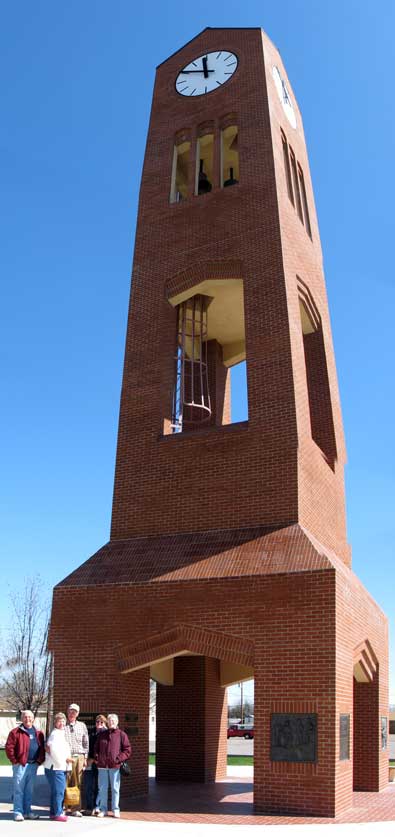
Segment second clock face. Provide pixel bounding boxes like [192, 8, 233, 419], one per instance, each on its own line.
[176, 51, 238, 97]
[272, 65, 297, 129]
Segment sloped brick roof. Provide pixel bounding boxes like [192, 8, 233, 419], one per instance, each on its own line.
[56, 523, 334, 588]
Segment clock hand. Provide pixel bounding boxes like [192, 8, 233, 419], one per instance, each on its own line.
[281, 80, 291, 105]
[202, 56, 209, 78]
[181, 69, 214, 74]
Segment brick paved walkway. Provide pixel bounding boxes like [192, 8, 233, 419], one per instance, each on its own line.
[121, 778, 395, 826]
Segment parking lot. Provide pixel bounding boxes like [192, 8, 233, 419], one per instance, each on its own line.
[228, 736, 253, 756]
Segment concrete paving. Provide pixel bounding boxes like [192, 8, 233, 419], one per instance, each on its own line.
[1, 765, 394, 837]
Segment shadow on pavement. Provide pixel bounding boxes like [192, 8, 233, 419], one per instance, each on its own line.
[122, 777, 254, 817]
[0, 772, 50, 807]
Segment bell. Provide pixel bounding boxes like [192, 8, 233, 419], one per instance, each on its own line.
[224, 166, 239, 187]
[198, 159, 212, 194]
[172, 294, 212, 432]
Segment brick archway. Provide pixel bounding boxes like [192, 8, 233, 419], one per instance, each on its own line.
[117, 623, 254, 786]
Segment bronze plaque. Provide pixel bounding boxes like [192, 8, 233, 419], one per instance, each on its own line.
[381, 717, 388, 750]
[339, 714, 350, 760]
[271, 713, 317, 763]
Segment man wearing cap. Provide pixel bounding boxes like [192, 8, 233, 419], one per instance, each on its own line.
[64, 703, 89, 817]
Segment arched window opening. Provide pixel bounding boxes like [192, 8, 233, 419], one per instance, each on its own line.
[221, 125, 239, 187]
[282, 131, 312, 240]
[298, 280, 337, 469]
[195, 133, 214, 195]
[167, 277, 247, 435]
[170, 140, 190, 203]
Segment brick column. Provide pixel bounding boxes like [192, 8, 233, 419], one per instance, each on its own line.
[206, 340, 231, 427]
[353, 677, 380, 791]
[156, 655, 227, 782]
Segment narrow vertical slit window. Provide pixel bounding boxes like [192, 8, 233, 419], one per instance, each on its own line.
[230, 360, 248, 422]
[289, 146, 303, 223]
[298, 164, 312, 239]
[170, 140, 190, 203]
[195, 134, 214, 195]
[281, 130, 294, 205]
[221, 125, 239, 188]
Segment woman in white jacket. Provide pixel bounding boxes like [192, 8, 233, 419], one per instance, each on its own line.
[44, 713, 73, 822]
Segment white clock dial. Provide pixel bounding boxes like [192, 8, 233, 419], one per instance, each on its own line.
[176, 51, 238, 97]
[272, 66, 297, 129]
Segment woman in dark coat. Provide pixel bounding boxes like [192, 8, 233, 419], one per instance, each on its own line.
[94, 713, 131, 818]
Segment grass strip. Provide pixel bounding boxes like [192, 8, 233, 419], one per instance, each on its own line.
[0, 750, 254, 769]
[148, 754, 253, 766]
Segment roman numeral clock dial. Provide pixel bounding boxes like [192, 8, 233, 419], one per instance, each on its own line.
[175, 51, 238, 96]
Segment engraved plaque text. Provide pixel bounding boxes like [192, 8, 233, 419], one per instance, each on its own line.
[271, 713, 317, 763]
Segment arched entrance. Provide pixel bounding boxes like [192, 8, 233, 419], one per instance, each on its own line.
[118, 624, 254, 785]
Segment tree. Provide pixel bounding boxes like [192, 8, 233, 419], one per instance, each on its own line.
[228, 700, 254, 719]
[0, 577, 50, 714]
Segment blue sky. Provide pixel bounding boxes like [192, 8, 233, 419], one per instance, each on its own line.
[1, 1, 394, 702]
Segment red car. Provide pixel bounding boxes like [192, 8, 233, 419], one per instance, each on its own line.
[227, 724, 254, 739]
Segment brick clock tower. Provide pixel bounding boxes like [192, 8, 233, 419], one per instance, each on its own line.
[50, 28, 389, 816]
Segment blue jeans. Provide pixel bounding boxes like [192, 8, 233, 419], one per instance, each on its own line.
[83, 765, 98, 811]
[45, 767, 66, 817]
[97, 767, 121, 814]
[12, 763, 38, 816]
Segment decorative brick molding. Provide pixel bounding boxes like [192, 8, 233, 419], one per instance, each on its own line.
[353, 639, 378, 683]
[118, 623, 254, 673]
[55, 524, 335, 590]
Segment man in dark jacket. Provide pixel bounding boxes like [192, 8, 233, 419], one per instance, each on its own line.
[94, 713, 131, 818]
[5, 709, 45, 821]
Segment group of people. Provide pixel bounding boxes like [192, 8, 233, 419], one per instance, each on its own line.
[5, 703, 132, 822]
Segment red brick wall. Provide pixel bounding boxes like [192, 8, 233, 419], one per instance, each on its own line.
[156, 655, 227, 782]
[49, 551, 388, 816]
[353, 678, 380, 791]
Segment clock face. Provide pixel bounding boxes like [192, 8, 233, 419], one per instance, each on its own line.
[176, 51, 238, 97]
[272, 66, 297, 129]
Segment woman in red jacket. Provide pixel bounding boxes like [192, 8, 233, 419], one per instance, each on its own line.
[93, 713, 131, 818]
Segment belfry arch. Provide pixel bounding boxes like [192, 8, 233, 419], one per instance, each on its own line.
[162, 260, 246, 434]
